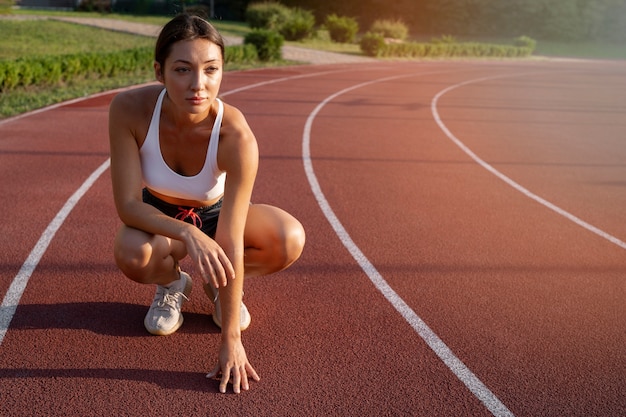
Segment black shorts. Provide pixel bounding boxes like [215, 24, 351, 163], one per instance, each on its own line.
[142, 188, 222, 238]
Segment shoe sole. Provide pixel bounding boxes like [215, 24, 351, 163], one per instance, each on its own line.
[145, 273, 193, 336]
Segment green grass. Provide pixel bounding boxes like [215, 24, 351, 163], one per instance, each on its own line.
[411, 34, 626, 60]
[286, 29, 362, 55]
[533, 40, 626, 60]
[11, 8, 251, 36]
[0, 20, 155, 59]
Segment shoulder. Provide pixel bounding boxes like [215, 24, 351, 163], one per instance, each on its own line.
[109, 84, 163, 122]
[219, 101, 255, 140]
[217, 101, 258, 170]
[109, 84, 164, 142]
[219, 100, 256, 146]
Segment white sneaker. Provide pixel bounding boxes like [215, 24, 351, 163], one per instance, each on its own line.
[203, 283, 251, 331]
[144, 271, 193, 336]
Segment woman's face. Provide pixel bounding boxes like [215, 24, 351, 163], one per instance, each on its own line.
[155, 38, 223, 115]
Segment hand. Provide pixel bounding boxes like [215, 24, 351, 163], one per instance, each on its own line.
[206, 338, 260, 393]
[183, 227, 235, 289]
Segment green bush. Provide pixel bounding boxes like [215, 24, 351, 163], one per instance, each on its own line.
[431, 35, 458, 44]
[225, 44, 259, 64]
[0, 62, 19, 89]
[369, 19, 408, 41]
[360, 32, 386, 57]
[61, 55, 83, 78]
[0, 47, 152, 91]
[0, 0, 14, 14]
[245, 2, 291, 31]
[514, 36, 537, 53]
[360, 38, 535, 59]
[246, 3, 315, 42]
[244, 29, 284, 61]
[280, 8, 316, 41]
[324, 14, 359, 43]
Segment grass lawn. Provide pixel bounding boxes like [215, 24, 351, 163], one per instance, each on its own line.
[0, 19, 155, 59]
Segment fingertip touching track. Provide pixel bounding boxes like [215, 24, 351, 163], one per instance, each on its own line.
[1, 59, 625, 417]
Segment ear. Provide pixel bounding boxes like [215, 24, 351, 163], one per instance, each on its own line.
[154, 61, 164, 83]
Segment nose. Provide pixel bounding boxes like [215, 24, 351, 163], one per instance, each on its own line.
[190, 69, 204, 91]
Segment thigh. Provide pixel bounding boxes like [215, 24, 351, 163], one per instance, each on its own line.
[114, 225, 152, 254]
[114, 224, 186, 261]
[244, 204, 304, 248]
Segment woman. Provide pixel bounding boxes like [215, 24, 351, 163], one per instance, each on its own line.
[108, 13, 305, 394]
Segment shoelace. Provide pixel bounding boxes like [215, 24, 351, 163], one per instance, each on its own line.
[175, 207, 203, 229]
[154, 286, 189, 310]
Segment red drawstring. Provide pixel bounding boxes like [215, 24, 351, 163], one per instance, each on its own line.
[175, 207, 203, 229]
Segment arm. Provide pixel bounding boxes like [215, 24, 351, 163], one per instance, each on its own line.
[208, 104, 260, 393]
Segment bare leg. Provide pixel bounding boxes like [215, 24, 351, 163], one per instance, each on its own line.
[113, 225, 187, 286]
[243, 204, 305, 278]
[114, 204, 304, 283]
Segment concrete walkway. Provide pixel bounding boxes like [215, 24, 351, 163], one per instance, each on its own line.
[49, 16, 376, 65]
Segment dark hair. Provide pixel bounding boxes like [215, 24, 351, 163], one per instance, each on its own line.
[155, 13, 225, 67]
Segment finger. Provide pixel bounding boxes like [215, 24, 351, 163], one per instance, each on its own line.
[246, 363, 260, 382]
[232, 366, 242, 394]
[196, 256, 214, 286]
[204, 260, 222, 289]
[218, 252, 236, 281]
[210, 257, 228, 287]
[219, 367, 231, 394]
[206, 362, 221, 379]
[240, 366, 252, 391]
[211, 273, 220, 291]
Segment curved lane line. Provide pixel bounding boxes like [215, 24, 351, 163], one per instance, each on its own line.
[431, 73, 626, 251]
[221, 68, 358, 97]
[302, 72, 514, 417]
[0, 159, 110, 344]
[0, 67, 373, 346]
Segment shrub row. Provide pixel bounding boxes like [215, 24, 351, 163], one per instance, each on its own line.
[360, 34, 536, 58]
[369, 19, 409, 41]
[324, 14, 359, 43]
[0, 44, 262, 91]
[246, 2, 315, 41]
[0, 47, 153, 91]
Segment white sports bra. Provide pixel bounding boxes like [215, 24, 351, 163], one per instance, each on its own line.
[139, 89, 226, 202]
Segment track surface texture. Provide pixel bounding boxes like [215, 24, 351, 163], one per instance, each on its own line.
[1, 60, 625, 417]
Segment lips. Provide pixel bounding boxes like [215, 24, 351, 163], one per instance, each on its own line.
[187, 97, 206, 105]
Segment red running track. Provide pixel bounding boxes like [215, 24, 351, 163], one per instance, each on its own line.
[1, 60, 625, 417]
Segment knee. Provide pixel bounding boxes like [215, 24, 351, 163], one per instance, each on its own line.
[280, 219, 306, 268]
[114, 243, 152, 283]
[114, 235, 153, 284]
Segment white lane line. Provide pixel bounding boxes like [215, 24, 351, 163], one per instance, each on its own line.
[0, 159, 111, 345]
[431, 73, 626, 251]
[302, 72, 515, 417]
[220, 68, 356, 97]
[0, 82, 157, 127]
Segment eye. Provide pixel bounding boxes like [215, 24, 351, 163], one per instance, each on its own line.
[175, 67, 190, 73]
[206, 66, 220, 73]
